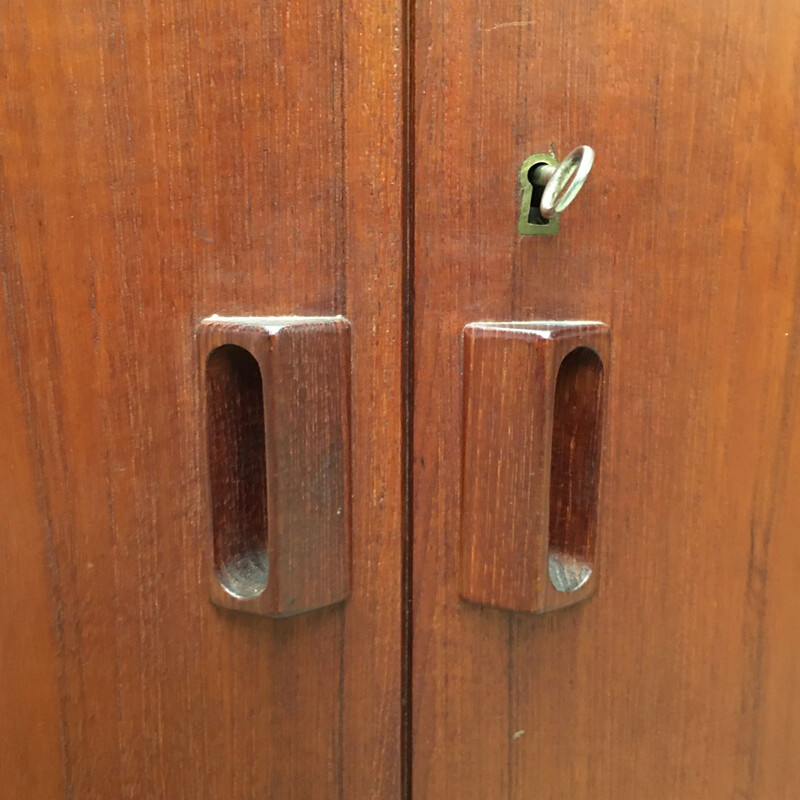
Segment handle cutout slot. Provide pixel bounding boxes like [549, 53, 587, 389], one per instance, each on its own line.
[205, 344, 269, 599]
[548, 347, 604, 593]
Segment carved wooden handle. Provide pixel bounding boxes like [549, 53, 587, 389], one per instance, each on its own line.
[460, 321, 610, 614]
[198, 316, 352, 617]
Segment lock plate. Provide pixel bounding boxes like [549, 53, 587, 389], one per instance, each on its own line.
[518, 153, 560, 236]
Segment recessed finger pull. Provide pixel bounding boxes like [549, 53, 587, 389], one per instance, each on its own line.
[198, 315, 352, 617]
[460, 321, 610, 613]
[518, 145, 595, 236]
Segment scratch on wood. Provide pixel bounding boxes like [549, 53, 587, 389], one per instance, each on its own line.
[483, 21, 534, 33]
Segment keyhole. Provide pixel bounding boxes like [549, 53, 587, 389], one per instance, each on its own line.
[518, 154, 560, 236]
[525, 162, 551, 226]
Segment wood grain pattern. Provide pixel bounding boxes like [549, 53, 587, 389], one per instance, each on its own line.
[460, 322, 608, 614]
[412, 0, 800, 797]
[5, 0, 800, 795]
[199, 316, 352, 617]
[0, 0, 403, 796]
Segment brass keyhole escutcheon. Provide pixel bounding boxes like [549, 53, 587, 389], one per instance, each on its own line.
[518, 153, 560, 236]
[518, 146, 595, 236]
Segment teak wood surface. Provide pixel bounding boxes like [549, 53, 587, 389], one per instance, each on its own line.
[412, 0, 800, 798]
[3, 0, 800, 798]
[0, 0, 404, 798]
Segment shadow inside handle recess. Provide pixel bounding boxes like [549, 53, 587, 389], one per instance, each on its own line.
[205, 344, 269, 599]
[548, 346, 604, 593]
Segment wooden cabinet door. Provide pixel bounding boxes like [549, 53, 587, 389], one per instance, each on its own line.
[0, 2, 404, 798]
[411, 0, 800, 797]
[5, 1, 800, 798]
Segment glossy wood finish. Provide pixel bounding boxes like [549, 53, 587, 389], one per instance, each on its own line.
[412, 0, 800, 797]
[460, 322, 608, 614]
[199, 316, 352, 617]
[0, 0, 403, 796]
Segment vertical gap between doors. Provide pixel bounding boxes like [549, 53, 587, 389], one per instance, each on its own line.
[401, 0, 415, 794]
